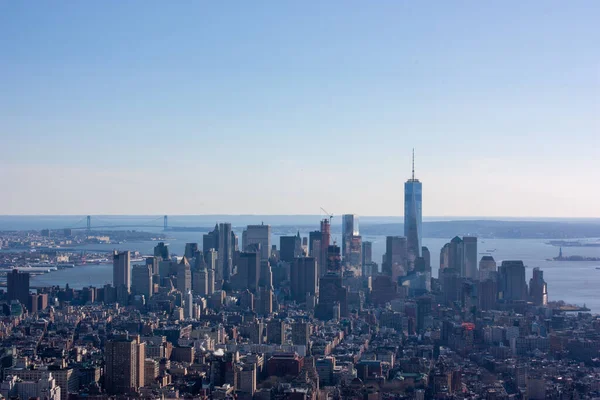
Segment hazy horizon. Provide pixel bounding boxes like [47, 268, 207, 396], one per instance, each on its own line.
[2, 2, 598, 216]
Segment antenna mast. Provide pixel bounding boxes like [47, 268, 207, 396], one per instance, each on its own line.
[412, 148, 415, 180]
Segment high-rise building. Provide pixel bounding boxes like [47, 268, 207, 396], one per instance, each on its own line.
[145, 257, 159, 276]
[448, 236, 464, 273]
[132, 264, 152, 300]
[346, 235, 362, 269]
[238, 252, 261, 293]
[326, 245, 341, 272]
[308, 231, 322, 258]
[342, 214, 359, 261]
[290, 257, 318, 303]
[218, 223, 233, 282]
[463, 237, 478, 279]
[319, 219, 331, 276]
[177, 257, 192, 293]
[105, 335, 145, 395]
[383, 236, 407, 279]
[362, 241, 372, 266]
[202, 224, 219, 252]
[260, 260, 273, 289]
[498, 260, 528, 302]
[416, 296, 432, 333]
[113, 251, 131, 303]
[439, 242, 450, 273]
[7, 269, 30, 308]
[291, 321, 310, 346]
[266, 319, 285, 344]
[280, 234, 302, 263]
[315, 272, 347, 320]
[257, 286, 273, 316]
[404, 150, 422, 258]
[185, 290, 193, 319]
[184, 243, 199, 260]
[153, 242, 169, 260]
[479, 256, 497, 280]
[242, 224, 271, 260]
[529, 267, 548, 306]
[192, 266, 208, 297]
[422, 246, 431, 269]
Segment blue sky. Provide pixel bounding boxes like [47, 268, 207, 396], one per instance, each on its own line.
[1, 1, 598, 216]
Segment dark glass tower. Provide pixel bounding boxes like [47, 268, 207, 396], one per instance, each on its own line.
[404, 150, 422, 258]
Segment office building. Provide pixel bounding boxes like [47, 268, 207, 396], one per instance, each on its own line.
[202, 224, 219, 252]
[479, 256, 497, 280]
[308, 230, 322, 258]
[192, 266, 208, 297]
[362, 241, 372, 266]
[153, 242, 169, 260]
[257, 286, 273, 315]
[184, 243, 198, 259]
[416, 296, 432, 333]
[529, 267, 548, 306]
[113, 251, 131, 304]
[185, 290, 193, 319]
[177, 257, 192, 293]
[342, 214, 359, 260]
[204, 223, 232, 282]
[290, 257, 318, 302]
[315, 272, 347, 320]
[236, 252, 261, 293]
[498, 260, 528, 302]
[422, 246, 431, 269]
[7, 269, 30, 308]
[448, 236, 464, 274]
[463, 237, 478, 279]
[260, 260, 273, 289]
[242, 224, 271, 260]
[404, 150, 422, 258]
[105, 335, 145, 395]
[132, 264, 152, 300]
[144, 359, 159, 387]
[145, 256, 159, 275]
[319, 219, 331, 276]
[383, 236, 407, 279]
[280, 233, 302, 262]
[346, 235, 362, 269]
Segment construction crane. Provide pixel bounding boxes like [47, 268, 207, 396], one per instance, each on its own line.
[320, 207, 334, 225]
[320, 207, 336, 245]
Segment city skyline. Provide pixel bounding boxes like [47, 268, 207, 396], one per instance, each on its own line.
[1, 2, 598, 217]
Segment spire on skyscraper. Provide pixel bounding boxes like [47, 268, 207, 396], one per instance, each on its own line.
[412, 148, 415, 180]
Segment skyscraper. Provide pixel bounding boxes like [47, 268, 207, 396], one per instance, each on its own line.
[362, 241, 372, 266]
[290, 257, 318, 303]
[113, 251, 131, 301]
[153, 242, 169, 261]
[177, 257, 192, 293]
[238, 252, 261, 293]
[184, 243, 198, 259]
[342, 214, 359, 261]
[448, 236, 464, 273]
[319, 219, 331, 276]
[202, 224, 219, 251]
[105, 335, 145, 395]
[7, 269, 30, 309]
[529, 267, 548, 306]
[479, 256, 497, 280]
[242, 224, 271, 260]
[498, 260, 528, 302]
[404, 150, 422, 259]
[280, 234, 302, 263]
[132, 264, 152, 300]
[218, 223, 233, 282]
[462, 237, 478, 279]
[383, 236, 407, 279]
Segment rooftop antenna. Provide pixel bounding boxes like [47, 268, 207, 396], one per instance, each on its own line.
[412, 148, 415, 180]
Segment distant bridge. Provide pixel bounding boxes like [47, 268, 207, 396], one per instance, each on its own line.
[65, 215, 169, 231]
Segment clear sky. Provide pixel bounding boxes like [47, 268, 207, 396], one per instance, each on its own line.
[1, 1, 598, 217]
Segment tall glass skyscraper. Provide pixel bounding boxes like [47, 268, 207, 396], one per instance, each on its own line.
[404, 151, 422, 258]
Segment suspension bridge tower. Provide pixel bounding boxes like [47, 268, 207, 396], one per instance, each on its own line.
[86, 216, 91, 231]
[164, 215, 168, 230]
